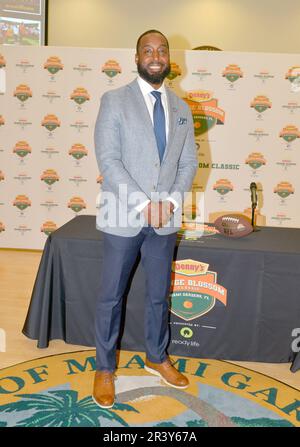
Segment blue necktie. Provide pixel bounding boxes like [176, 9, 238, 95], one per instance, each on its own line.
[151, 91, 166, 163]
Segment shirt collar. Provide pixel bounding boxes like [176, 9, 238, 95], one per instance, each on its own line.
[137, 76, 166, 97]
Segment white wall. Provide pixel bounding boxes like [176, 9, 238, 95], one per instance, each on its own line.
[48, 0, 300, 53]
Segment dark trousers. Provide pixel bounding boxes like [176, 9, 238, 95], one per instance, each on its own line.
[95, 227, 177, 371]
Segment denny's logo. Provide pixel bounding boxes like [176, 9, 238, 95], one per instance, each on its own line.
[184, 90, 225, 136]
[170, 259, 227, 320]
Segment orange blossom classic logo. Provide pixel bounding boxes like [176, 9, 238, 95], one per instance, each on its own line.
[184, 90, 225, 136]
[170, 259, 227, 320]
[101, 60, 122, 79]
[43, 56, 64, 75]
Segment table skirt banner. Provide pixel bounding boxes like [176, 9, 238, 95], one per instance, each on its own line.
[1, 47, 300, 249]
[23, 216, 300, 372]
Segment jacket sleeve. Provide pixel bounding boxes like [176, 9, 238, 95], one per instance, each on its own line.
[94, 92, 150, 208]
[168, 105, 198, 202]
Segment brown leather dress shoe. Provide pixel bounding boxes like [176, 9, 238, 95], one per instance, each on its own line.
[92, 370, 115, 409]
[144, 358, 189, 389]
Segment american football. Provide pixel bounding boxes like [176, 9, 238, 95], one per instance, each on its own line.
[214, 214, 253, 238]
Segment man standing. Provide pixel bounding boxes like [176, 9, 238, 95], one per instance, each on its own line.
[93, 30, 197, 408]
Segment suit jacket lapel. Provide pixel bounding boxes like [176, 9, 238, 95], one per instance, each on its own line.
[128, 79, 177, 164]
[128, 79, 156, 141]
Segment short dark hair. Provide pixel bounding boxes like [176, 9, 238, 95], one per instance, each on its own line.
[136, 30, 169, 53]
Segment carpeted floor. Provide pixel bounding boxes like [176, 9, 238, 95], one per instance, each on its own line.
[0, 350, 298, 427]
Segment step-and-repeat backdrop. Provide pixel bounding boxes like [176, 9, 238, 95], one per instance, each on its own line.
[0, 46, 300, 249]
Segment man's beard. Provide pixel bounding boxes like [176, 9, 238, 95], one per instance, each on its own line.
[137, 62, 171, 85]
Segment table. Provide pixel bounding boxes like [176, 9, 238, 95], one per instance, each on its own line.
[23, 215, 300, 372]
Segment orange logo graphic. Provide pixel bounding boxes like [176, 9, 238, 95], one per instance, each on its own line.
[279, 125, 300, 143]
[167, 62, 182, 81]
[184, 90, 225, 136]
[250, 95, 272, 114]
[0, 115, 4, 127]
[13, 141, 32, 158]
[41, 221, 58, 236]
[70, 87, 90, 105]
[0, 170, 4, 182]
[222, 64, 243, 83]
[41, 169, 60, 186]
[274, 181, 295, 199]
[68, 196, 86, 213]
[0, 54, 6, 68]
[69, 143, 88, 160]
[102, 60, 122, 79]
[13, 84, 32, 102]
[44, 56, 64, 75]
[41, 114, 61, 132]
[170, 259, 227, 320]
[178, 223, 219, 241]
[245, 152, 267, 170]
[285, 66, 300, 83]
[213, 179, 234, 196]
[13, 195, 31, 211]
[97, 175, 104, 184]
[0, 221, 5, 233]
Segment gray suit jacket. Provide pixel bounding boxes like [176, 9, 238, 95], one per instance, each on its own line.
[94, 78, 198, 236]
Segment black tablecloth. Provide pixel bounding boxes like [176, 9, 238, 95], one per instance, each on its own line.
[23, 215, 300, 372]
